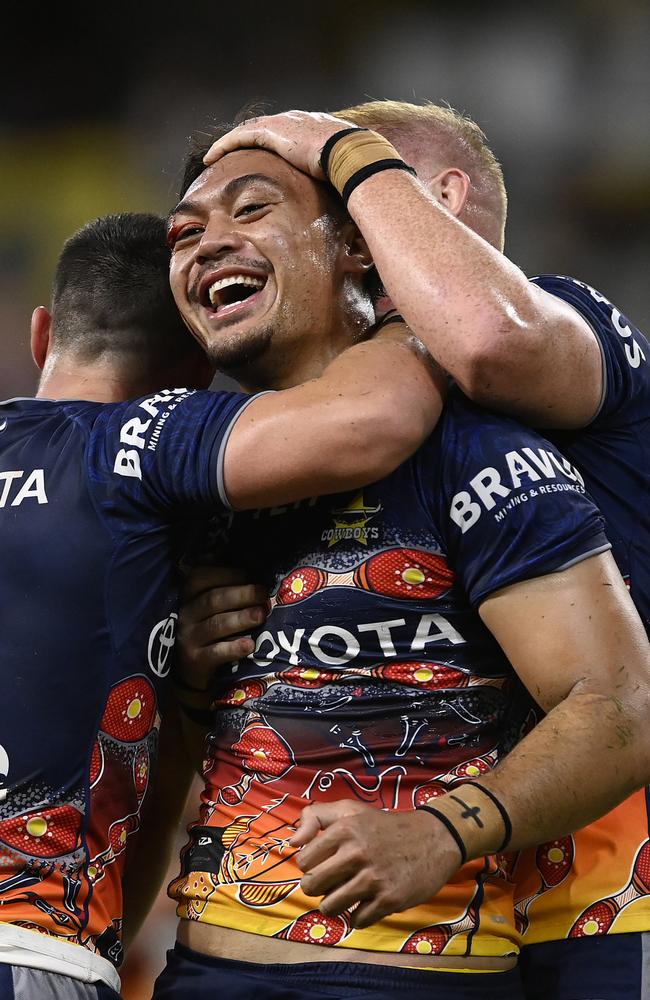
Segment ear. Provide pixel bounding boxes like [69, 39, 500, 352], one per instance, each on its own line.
[426, 167, 470, 218]
[339, 221, 374, 277]
[30, 306, 52, 370]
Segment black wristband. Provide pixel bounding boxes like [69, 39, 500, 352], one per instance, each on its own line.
[464, 782, 513, 852]
[417, 805, 468, 865]
[319, 127, 370, 177]
[341, 159, 417, 206]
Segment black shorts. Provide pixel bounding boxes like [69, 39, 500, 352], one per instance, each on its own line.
[151, 941, 526, 999]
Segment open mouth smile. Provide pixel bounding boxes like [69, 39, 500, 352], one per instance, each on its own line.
[200, 270, 269, 322]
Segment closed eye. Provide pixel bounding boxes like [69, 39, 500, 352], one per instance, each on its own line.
[234, 202, 270, 219]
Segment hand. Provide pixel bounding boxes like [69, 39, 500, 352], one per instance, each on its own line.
[290, 800, 463, 929]
[177, 566, 268, 690]
[203, 110, 359, 179]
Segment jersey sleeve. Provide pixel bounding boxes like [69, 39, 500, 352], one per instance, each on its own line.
[89, 387, 261, 515]
[430, 392, 611, 607]
[530, 274, 650, 427]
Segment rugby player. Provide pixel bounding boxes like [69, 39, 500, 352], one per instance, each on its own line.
[202, 104, 650, 999]
[0, 210, 443, 1000]
[149, 135, 650, 999]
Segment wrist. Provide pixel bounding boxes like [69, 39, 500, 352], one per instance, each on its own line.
[171, 672, 214, 726]
[320, 128, 416, 205]
[417, 782, 512, 862]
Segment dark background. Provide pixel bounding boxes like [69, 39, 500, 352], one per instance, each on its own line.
[2, 0, 649, 398]
[2, 2, 648, 994]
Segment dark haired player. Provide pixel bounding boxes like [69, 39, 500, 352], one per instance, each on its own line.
[0, 211, 443, 1000]
[147, 135, 650, 999]
[204, 105, 650, 999]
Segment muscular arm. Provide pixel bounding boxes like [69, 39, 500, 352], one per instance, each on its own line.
[204, 112, 602, 429]
[291, 551, 650, 927]
[470, 549, 650, 849]
[223, 324, 445, 510]
[345, 169, 602, 428]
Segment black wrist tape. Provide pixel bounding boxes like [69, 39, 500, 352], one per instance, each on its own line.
[464, 782, 513, 852]
[417, 804, 468, 864]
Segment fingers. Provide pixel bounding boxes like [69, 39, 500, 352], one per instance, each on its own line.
[203, 123, 274, 166]
[299, 849, 360, 900]
[289, 800, 366, 848]
[318, 873, 374, 919]
[201, 634, 256, 665]
[182, 583, 269, 629]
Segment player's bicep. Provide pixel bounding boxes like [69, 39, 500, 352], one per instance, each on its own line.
[496, 283, 603, 430]
[478, 550, 650, 711]
[223, 365, 444, 511]
[223, 390, 357, 510]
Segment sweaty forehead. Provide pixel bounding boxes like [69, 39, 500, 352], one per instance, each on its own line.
[183, 147, 314, 207]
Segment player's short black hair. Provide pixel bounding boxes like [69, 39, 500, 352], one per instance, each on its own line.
[177, 111, 384, 305]
[51, 212, 202, 370]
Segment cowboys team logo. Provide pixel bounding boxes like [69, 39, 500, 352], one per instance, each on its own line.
[321, 492, 382, 547]
[147, 613, 177, 677]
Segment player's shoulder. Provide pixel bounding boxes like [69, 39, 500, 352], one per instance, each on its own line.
[530, 273, 647, 357]
[431, 387, 585, 495]
[531, 273, 650, 425]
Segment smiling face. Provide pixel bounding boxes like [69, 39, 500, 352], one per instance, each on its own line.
[168, 149, 374, 390]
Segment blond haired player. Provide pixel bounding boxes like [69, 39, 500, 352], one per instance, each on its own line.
[203, 102, 650, 1000]
[149, 113, 650, 1000]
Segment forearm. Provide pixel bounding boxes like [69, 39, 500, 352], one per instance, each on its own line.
[346, 170, 600, 426]
[428, 690, 650, 861]
[225, 325, 445, 510]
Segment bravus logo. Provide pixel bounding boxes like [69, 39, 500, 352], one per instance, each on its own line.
[449, 446, 585, 534]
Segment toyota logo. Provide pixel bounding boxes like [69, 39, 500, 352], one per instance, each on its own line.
[148, 613, 178, 677]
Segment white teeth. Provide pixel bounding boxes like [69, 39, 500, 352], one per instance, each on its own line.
[208, 274, 265, 306]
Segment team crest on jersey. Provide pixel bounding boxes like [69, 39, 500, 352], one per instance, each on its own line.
[321, 492, 382, 547]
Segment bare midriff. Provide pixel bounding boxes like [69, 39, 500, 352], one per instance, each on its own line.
[178, 921, 517, 972]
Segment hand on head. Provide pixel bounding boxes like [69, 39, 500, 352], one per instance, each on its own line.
[202, 110, 359, 179]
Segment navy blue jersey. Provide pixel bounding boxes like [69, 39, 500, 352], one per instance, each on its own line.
[170, 392, 609, 958]
[0, 386, 253, 968]
[532, 275, 650, 632]
[511, 277, 650, 946]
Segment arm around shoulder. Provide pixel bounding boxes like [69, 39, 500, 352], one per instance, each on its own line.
[222, 324, 446, 511]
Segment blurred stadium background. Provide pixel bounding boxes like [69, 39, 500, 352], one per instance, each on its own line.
[2, 1, 648, 996]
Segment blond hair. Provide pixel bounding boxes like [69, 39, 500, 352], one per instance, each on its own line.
[334, 100, 507, 249]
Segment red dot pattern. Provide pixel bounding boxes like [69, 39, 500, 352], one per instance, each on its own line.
[276, 567, 327, 605]
[379, 661, 467, 690]
[233, 725, 293, 778]
[99, 677, 156, 743]
[569, 899, 618, 937]
[0, 804, 82, 858]
[401, 926, 449, 954]
[354, 549, 454, 600]
[284, 910, 348, 946]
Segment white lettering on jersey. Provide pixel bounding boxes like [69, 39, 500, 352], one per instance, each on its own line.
[248, 613, 466, 669]
[0, 469, 48, 508]
[449, 447, 585, 533]
[569, 278, 647, 371]
[113, 388, 192, 480]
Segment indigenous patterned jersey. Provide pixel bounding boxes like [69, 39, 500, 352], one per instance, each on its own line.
[0, 387, 253, 984]
[513, 276, 650, 946]
[170, 391, 609, 959]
